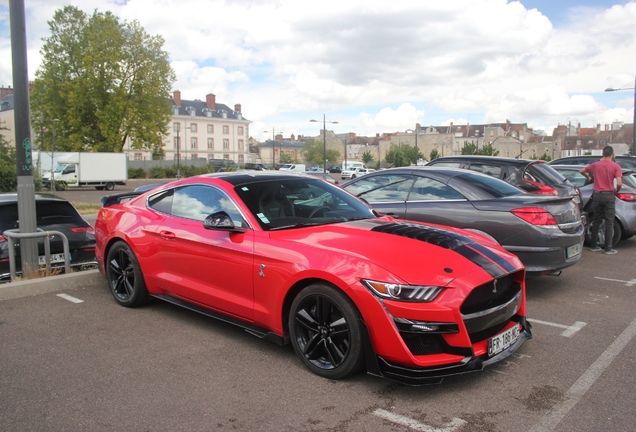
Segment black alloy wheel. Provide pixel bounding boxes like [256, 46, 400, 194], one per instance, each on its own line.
[289, 284, 364, 379]
[106, 241, 149, 307]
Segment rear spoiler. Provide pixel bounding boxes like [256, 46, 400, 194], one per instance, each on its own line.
[101, 191, 144, 207]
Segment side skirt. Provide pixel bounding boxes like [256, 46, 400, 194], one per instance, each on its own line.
[150, 294, 286, 346]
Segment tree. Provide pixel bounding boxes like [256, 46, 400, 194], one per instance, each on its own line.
[361, 151, 374, 164]
[461, 140, 500, 156]
[279, 153, 294, 164]
[30, 6, 176, 153]
[301, 139, 340, 166]
[384, 144, 409, 167]
[0, 124, 17, 191]
[429, 148, 440, 161]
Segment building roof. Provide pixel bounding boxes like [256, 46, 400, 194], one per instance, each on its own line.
[169, 98, 249, 122]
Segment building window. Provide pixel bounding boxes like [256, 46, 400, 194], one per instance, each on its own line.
[191, 154, 198, 159]
[238, 126, 244, 135]
[134, 153, 142, 161]
[223, 154, 230, 160]
[207, 125, 213, 133]
[174, 137, 180, 149]
[173, 122, 180, 132]
[223, 139, 229, 149]
[191, 137, 197, 149]
[223, 125, 229, 134]
[174, 154, 181, 160]
[190, 123, 197, 133]
[238, 139, 244, 150]
[238, 155, 244, 164]
[207, 138, 214, 149]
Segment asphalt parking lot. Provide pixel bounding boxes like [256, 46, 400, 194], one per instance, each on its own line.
[2, 183, 635, 431]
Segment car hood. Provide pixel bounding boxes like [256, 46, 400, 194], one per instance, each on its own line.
[269, 218, 522, 286]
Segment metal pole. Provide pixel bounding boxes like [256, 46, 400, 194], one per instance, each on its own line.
[272, 128, 275, 168]
[323, 114, 327, 173]
[176, 123, 180, 178]
[10, 0, 39, 277]
[633, 75, 636, 155]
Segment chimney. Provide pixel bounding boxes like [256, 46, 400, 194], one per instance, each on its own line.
[234, 104, 241, 113]
[206, 93, 216, 110]
[173, 90, 181, 106]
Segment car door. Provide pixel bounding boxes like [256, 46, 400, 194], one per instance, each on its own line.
[403, 175, 476, 227]
[154, 184, 255, 319]
[344, 173, 414, 218]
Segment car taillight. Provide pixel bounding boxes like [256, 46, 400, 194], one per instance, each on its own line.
[616, 193, 636, 202]
[511, 207, 558, 228]
[70, 226, 95, 233]
[524, 178, 558, 196]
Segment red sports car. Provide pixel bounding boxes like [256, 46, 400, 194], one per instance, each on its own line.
[95, 171, 531, 384]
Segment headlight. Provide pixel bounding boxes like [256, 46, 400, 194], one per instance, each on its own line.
[362, 279, 444, 302]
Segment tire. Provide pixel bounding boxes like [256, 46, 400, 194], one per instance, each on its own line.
[106, 241, 149, 307]
[585, 218, 622, 248]
[105, 182, 115, 191]
[289, 284, 364, 379]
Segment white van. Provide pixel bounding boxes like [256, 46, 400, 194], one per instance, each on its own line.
[342, 161, 367, 171]
[279, 164, 306, 172]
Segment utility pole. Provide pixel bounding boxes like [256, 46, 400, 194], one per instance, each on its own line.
[9, 0, 38, 277]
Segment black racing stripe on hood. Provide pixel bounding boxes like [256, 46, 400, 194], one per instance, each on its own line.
[370, 222, 515, 278]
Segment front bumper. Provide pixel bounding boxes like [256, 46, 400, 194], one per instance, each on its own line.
[365, 317, 532, 385]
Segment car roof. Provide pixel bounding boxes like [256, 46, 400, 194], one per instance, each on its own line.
[0, 192, 69, 204]
[430, 155, 540, 165]
[195, 170, 321, 186]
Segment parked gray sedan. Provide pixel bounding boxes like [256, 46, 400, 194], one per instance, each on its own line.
[342, 167, 585, 275]
[551, 165, 636, 246]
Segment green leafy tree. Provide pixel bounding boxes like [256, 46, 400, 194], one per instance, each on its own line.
[279, 153, 294, 164]
[429, 148, 440, 161]
[461, 140, 500, 156]
[0, 125, 16, 191]
[403, 145, 423, 165]
[301, 139, 340, 166]
[30, 6, 175, 153]
[384, 144, 409, 167]
[361, 150, 374, 164]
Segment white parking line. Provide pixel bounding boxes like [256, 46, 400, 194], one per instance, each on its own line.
[594, 277, 636, 287]
[527, 318, 587, 337]
[529, 315, 636, 432]
[56, 293, 84, 304]
[373, 409, 466, 432]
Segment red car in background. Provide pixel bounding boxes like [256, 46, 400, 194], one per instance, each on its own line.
[95, 171, 531, 384]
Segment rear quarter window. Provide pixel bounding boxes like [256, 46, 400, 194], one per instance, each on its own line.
[36, 201, 84, 225]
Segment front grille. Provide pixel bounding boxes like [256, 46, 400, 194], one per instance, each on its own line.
[460, 272, 520, 315]
[400, 333, 444, 355]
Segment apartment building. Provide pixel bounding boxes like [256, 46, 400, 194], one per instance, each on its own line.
[124, 91, 252, 165]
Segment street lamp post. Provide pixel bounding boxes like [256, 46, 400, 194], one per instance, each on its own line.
[264, 128, 280, 168]
[310, 114, 338, 173]
[174, 123, 181, 178]
[605, 76, 636, 156]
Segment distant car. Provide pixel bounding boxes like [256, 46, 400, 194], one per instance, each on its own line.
[551, 155, 636, 171]
[243, 163, 269, 171]
[328, 166, 342, 173]
[341, 167, 373, 180]
[95, 171, 531, 384]
[426, 156, 581, 207]
[306, 172, 339, 184]
[306, 166, 322, 172]
[342, 166, 584, 275]
[0, 193, 97, 282]
[551, 165, 636, 246]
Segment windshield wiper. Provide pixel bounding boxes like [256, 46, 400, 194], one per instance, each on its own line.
[269, 222, 326, 231]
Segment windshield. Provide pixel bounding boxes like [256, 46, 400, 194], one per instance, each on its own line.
[455, 171, 525, 198]
[234, 178, 376, 230]
[53, 164, 65, 173]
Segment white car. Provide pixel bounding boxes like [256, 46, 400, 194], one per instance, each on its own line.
[341, 167, 374, 180]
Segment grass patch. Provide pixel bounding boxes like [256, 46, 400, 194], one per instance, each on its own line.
[72, 202, 102, 215]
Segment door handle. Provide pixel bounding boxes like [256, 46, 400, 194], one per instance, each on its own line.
[160, 230, 176, 240]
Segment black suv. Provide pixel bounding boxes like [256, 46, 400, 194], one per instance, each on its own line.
[1, 193, 96, 281]
[550, 155, 636, 171]
[426, 156, 581, 204]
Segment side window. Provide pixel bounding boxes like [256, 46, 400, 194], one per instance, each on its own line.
[171, 185, 245, 227]
[346, 175, 414, 203]
[559, 171, 587, 187]
[148, 190, 174, 214]
[468, 163, 501, 178]
[0, 204, 19, 231]
[408, 177, 464, 201]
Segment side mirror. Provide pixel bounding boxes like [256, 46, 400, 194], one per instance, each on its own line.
[203, 211, 245, 232]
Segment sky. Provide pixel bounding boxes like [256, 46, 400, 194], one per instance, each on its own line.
[0, 0, 635, 142]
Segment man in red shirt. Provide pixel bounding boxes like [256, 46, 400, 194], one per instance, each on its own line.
[579, 146, 623, 254]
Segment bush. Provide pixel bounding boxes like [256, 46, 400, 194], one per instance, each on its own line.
[149, 166, 166, 178]
[0, 164, 17, 192]
[128, 167, 146, 179]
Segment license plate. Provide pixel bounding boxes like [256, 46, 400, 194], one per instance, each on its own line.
[566, 243, 581, 258]
[488, 324, 521, 357]
[39, 253, 66, 265]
